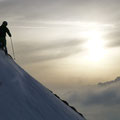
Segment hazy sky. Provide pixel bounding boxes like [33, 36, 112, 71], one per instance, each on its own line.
[1, 0, 120, 119]
[0, 0, 120, 88]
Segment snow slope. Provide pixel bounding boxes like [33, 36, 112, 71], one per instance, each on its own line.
[0, 50, 85, 120]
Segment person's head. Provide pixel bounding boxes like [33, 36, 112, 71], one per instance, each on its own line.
[2, 21, 8, 27]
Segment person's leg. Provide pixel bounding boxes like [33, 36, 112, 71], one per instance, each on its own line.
[0, 38, 3, 49]
[3, 38, 8, 54]
[4, 40, 8, 54]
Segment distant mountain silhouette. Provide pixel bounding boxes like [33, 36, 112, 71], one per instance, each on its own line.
[98, 77, 120, 86]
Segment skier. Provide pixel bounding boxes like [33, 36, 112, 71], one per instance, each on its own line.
[0, 21, 12, 54]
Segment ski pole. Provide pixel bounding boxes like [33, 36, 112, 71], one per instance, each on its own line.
[10, 37, 15, 60]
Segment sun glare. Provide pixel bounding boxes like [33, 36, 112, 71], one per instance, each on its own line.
[83, 30, 106, 62]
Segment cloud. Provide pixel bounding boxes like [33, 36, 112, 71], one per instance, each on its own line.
[59, 77, 120, 120]
[15, 38, 84, 64]
[67, 85, 120, 106]
[98, 76, 120, 86]
[82, 86, 120, 106]
[1, 0, 120, 24]
[105, 28, 120, 48]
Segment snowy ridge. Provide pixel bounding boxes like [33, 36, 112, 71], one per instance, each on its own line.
[98, 77, 120, 86]
[49, 90, 85, 119]
[0, 50, 85, 120]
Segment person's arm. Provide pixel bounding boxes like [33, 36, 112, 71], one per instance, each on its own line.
[6, 28, 12, 37]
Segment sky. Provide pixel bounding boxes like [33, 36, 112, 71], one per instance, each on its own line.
[0, 0, 120, 119]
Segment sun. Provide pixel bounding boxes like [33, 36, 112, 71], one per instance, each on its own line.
[83, 30, 106, 62]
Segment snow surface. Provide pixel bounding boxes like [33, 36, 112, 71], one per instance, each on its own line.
[0, 50, 85, 120]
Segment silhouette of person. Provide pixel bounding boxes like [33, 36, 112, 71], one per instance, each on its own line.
[0, 21, 12, 54]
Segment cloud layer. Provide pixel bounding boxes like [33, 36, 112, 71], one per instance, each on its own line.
[58, 78, 120, 120]
[1, 0, 120, 23]
[14, 38, 84, 64]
